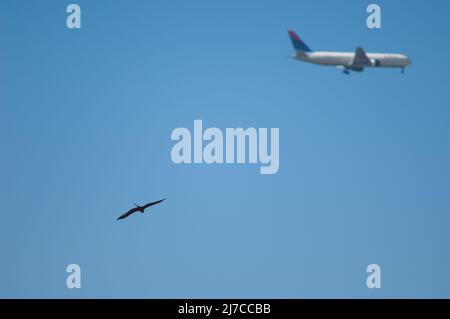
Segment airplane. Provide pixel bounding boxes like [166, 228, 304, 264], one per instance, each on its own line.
[287, 30, 411, 74]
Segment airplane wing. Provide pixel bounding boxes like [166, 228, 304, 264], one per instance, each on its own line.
[117, 207, 139, 220]
[351, 47, 371, 67]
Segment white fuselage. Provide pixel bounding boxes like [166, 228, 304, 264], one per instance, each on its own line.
[296, 51, 411, 69]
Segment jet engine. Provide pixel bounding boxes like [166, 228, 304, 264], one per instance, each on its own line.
[370, 59, 381, 67]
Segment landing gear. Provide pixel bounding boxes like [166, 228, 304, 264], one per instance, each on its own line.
[343, 70, 350, 75]
[401, 67, 405, 74]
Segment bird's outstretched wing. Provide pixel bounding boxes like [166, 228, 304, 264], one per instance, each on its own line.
[117, 207, 139, 220]
[142, 198, 166, 210]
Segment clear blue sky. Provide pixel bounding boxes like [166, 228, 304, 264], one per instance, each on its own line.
[1, 0, 450, 298]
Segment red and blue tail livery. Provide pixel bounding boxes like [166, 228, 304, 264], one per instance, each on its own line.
[288, 30, 312, 52]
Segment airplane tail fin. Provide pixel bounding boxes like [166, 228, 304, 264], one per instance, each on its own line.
[288, 30, 312, 52]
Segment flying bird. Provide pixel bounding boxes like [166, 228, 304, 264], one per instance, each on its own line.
[117, 198, 166, 220]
